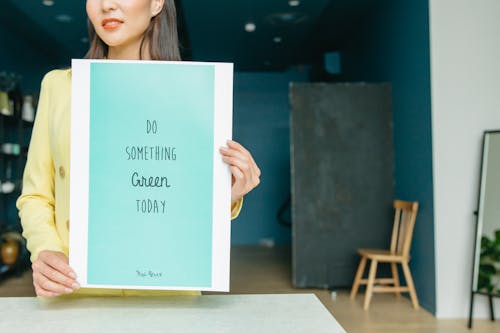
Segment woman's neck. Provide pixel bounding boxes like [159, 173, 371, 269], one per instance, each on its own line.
[107, 39, 151, 60]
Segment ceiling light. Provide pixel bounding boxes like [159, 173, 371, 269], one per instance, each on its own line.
[288, 0, 300, 6]
[42, 0, 55, 6]
[267, 12, 308, 25]
[55, 14, 73, 23]
[273, 37, 282, 43]
[244, 22, 256, 32]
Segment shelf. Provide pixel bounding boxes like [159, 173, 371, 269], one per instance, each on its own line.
[22, 119, 34, 126]
[0, 112, 15, 118]
[0, 113, 18, 126]
[0, 113, 34, 126]
[0, 152, 22, 158]
[1, 74, 33, 238]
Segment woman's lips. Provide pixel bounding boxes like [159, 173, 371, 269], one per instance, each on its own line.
[102, 18, 124, 30]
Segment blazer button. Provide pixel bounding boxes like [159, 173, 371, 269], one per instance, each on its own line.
[59, 166, 66, 178]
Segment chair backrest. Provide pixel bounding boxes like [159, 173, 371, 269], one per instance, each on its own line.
[389, 200, 419, 257]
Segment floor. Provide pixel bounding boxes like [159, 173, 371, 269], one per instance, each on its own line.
[0, 245, 497, 333]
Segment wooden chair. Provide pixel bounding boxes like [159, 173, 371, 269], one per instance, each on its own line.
[350, 200, 420, 310]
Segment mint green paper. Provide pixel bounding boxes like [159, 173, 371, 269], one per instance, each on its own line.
[87, 63, 214, 287]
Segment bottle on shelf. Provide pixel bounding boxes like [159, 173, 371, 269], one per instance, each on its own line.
[0, 181, 16, 194]
[0, 161, 17, 194]
[0, 91, 13, 116]
[0, 143, 21, 155]
[21, 95, 34, 122]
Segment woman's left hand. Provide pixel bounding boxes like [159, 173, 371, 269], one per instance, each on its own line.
[219, 140, 261, 203]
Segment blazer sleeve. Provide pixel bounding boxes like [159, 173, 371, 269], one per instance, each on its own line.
[16, 72, 64, 262]
[230, 196, 243, 220]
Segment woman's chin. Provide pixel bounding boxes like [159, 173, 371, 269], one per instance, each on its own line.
[98, 34, 143, 52]
[101, 38, 124, 48]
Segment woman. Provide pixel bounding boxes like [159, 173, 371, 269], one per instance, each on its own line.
[16, 0, 261, 298]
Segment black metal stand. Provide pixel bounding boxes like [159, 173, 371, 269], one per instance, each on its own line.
[468, 291, 497, 328]
[468, 290, 475, 328]
[489, 295, 495, 321]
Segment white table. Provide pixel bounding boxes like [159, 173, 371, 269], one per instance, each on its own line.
[0, 293, 345, 333]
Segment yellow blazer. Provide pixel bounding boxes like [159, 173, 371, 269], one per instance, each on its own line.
[16, 69, 243, 296]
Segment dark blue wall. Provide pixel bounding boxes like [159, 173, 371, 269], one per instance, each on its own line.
[0, 26, 57, 93]
[231, 68, 308, 245]
[340, 1, 436, 314]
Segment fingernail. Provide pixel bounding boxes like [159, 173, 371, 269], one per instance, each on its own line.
[65, 288, 73, 294]
[72, 282, 80, 290]
[68, 272, 76, 279]
[220, 147, 227, 152]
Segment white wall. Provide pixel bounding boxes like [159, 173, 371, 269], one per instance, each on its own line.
[430, 0, 500, 318]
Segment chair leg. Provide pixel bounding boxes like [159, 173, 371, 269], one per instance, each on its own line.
[350, 256, 367, 300]
[363, 259, 378, 310]
[390, 262, 401, 299]
[401, 262, 420, 310]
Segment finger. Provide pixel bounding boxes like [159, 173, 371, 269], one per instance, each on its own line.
[223, 155, 261, 185]
[226, 140, 251, 156]
[230, 165, 245, 183]
[220, 147, 250, 163]
[33, 276, 60, 297]
[255, 164, 261, 177]
[222, 156, 251, 174]
[220, 140, 261, 177]
[230, 166, 245, 201]
[35, 260, 78, 289]
[39, 252, 76, 279]
[224, 141, 261, 177]
[222, 149, 260, 179]
[33, 280, 62, 298]
[225, 141, 256, 167]
[224, 154, 260, 181]
[34, 272, 74, 295]
[230, 163, 260, 193]
[34, 286, 59, 297]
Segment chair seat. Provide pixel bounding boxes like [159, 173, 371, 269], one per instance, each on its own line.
[357, 248, 409, 262]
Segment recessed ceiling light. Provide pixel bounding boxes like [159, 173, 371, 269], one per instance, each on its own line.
[273, 36, 282, 43]
[267, 12, 308, 25]
[55, 14, 72, 23]
[244, 22, 256, 32]
[42, 0, 55, 6]
[288, 0, 300, 6]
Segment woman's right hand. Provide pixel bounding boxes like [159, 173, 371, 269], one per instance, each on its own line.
[32, 250, 80, 297]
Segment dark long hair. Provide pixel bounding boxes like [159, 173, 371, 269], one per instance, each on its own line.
[84, 0, 181, 61]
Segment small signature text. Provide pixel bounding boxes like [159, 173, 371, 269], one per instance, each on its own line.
[136, 270, 163, 278]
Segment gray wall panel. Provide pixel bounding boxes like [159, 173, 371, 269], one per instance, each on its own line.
[291, 83, 394, 288]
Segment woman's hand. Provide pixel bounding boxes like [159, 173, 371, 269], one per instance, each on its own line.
[219, 140, 261, 203]
[32, 250, 80, 297]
